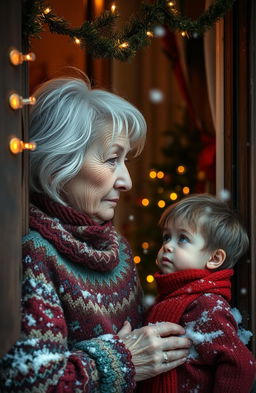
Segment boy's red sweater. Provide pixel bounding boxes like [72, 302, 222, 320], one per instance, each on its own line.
[138, 269, 256, 393]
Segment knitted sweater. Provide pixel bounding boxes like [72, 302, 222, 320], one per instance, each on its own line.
[138, 269, 256, 393]
[0, 196, 143, 393]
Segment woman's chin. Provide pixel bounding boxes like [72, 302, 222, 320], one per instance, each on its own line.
[90, 210, 115, 224]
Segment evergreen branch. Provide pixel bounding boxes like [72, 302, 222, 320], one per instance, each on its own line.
[22, 0, 236, 61]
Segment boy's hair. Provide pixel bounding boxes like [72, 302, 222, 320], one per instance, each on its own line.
[159, 193, 249, 269]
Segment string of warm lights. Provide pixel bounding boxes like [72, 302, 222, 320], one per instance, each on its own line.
[140, 166, 190, 209]
[22, 0, 236, 61]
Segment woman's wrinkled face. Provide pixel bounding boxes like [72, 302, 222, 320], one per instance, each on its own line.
[63, 130, 132, 223]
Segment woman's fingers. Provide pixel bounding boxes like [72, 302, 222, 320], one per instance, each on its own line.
[118, 321, 132, 338]
[121, 323, 191, 382]
[161, 335, 191, 351]
[162, 349, 189, 363]
[154, 321, 186, 337]
[161, 356, 187, 372]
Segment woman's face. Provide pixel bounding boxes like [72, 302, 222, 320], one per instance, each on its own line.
[63, 130, 132, 223]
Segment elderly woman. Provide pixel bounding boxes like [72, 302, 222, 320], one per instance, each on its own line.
[0, 76, 190, 392]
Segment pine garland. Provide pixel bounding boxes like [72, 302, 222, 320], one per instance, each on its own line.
[22, 0, 236, 61]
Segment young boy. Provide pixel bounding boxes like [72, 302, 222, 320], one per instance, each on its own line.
[138, 194, 256, 393]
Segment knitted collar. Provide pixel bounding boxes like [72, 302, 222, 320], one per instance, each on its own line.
[29, 193, 122, 272]
[154, 268, 233, 302]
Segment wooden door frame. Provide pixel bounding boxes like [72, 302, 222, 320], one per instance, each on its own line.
[224, 0, 255, 353]
[0, 0, 23, 356]
[249, 0, 256, 355]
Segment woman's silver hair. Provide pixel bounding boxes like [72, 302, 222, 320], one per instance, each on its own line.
[159, 194, 249, 269]
[29, 76, 147, 204]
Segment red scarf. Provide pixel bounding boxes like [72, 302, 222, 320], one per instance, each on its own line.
[139, 269, 233, 393]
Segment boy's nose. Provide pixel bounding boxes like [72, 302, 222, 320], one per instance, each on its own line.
[163, 242, 174, 253]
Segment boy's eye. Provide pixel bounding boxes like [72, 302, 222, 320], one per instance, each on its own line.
[179, 234, 189, 243]
[163, 234, 171, 243]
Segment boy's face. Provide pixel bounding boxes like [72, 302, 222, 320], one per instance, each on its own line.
[157, 219, 212, 274]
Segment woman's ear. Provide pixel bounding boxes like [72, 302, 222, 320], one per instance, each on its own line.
[206, 249, 226, 270]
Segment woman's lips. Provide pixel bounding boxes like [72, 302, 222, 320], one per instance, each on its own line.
[104, 199, 119, 204]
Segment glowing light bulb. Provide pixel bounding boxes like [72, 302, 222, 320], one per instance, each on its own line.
[182, 186, 190, 195]
[197, 170, 206, 180]
[142, 198, 150, 207]
[149, 170, 157, 179]
[168, 1, 175, 6]
[74, 37, 81, 45]
[24, 53, 36, 61]
[181, 31, 186, 37]
[44, 7, 51, 14]
[170, 192, 178, 201]
[119, 42, 129, 49]
[157, 171, 164, 179]
[146, 275, 155, 283]
[9, 94, 36, 110]
[9, 138, 23, 154]
[142, 242, 149, 249]
[158, 200, 166, 208]
[111, 3, 116, 13]
[146, 31, 154, 38]
[9, 138, 36, 154]
[9, 94, 22, 109]
[177, 165, 186, 174]
[134, 256, 141, 264]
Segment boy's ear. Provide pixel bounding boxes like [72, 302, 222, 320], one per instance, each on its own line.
[206, 249, 226, 270]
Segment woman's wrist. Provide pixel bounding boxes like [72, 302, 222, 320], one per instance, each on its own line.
[74, 334, 136, 393]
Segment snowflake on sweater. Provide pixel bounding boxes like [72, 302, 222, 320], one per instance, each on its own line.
[183, 295, 252, 360]
[183, 310, 224, 359]
[230, 307, 253, 345]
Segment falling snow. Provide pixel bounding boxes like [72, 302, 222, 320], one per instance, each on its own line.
[218, 189, 231, 201]
[143, 294, 155, 308]
[153, 25, 166, 37]
[149, 89, 164, 103]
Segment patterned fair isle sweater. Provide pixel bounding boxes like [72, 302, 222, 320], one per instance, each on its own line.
[0, 196, 143, 393]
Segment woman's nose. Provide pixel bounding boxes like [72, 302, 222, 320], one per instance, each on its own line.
[115, 163, 132, 191]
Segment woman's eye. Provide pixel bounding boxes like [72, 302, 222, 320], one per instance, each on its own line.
[179, 234, 189, 244]
[106, 157, 118, 165]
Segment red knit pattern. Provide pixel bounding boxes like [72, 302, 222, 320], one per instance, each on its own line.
[29, 193, 121, 272]
[138, 269, 256, 393]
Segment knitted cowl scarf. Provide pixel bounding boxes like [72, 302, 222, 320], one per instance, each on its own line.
[139, 268, 233, 393]
[29, 193, 123, 272]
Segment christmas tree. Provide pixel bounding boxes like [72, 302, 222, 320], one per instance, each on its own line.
[132, 120, 203, 296]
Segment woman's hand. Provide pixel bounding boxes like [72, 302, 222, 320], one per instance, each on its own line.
[118, 321, 190, 382]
